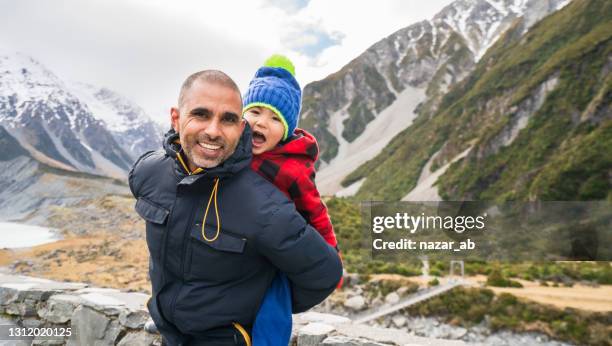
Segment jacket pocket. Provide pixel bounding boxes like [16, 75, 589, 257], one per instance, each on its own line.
[188, 224, 247, 280]
[136, 197, 169, 261]
[136, 197, 170, 224]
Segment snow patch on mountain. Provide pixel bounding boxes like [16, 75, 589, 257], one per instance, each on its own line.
[317, 86, 426, 195]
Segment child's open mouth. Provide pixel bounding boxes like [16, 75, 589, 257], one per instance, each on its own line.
[252, 130, 267, 147]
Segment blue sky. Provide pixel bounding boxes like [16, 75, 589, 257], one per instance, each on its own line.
[0, 0, 453, 125]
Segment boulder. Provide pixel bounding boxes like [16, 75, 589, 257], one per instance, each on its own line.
[344, 295, 366, 311]
[384, 292, 400, 305]
[298, 322, 336, 346]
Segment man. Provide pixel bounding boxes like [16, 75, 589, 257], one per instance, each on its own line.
[129, 70, 342, 346]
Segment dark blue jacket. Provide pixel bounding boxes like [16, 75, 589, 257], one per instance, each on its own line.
[128, 125, 342, 345]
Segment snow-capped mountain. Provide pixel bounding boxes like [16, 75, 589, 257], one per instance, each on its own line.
[69, 83, 164, 160]
[433, 0, 570, 61]
[301, 0, 571, 195]
[0, 49, 162, 178]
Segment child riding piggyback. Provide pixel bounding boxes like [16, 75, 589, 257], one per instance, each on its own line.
[243, 55, 341, 345]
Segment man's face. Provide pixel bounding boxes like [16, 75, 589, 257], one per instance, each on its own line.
[171, 80, 245, 170]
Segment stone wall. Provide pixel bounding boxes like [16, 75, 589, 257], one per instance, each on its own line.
[0, 273, 465, 346]
[0, 273, 159, 345]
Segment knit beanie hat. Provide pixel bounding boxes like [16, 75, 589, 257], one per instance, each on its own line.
[243, 55, 301, 141]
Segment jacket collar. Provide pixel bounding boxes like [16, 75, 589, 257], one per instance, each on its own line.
[162, 123, 253, 180]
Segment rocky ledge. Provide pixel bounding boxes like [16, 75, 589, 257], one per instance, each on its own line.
[0, 273, 157, 345]
[0, 273, 472, 345]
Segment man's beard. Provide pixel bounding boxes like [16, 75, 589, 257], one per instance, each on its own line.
[182, 133, 236, 169]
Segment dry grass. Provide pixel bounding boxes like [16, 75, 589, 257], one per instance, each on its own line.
[471, 275, 612, 312]
[365, 274, 612, 312]
[10, 234, 151, 294]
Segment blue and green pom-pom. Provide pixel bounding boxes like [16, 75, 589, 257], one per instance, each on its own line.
[263, 54, 295, 76]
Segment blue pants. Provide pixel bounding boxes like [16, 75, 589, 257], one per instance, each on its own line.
[251, 273, 292, 346]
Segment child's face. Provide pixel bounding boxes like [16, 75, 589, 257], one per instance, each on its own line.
[243, 106, 285, 155]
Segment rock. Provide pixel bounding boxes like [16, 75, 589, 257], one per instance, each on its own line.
[117, 331, 159, 346]
[144, 319, 159, 334]
[38, 294, 82, 323]
[322, 335, 389, 345]
[344, 273, 361, 287]
[119, 309, 149, 329]
[396, 286, 411, 296]
[298, 322, 336, 346]
[32, 340, 64, 346]
[295, 311, 351, 325]
[370, 296, 383, 308]
[0, 286, 20, 307]
[0, 284, 57, 317]
[344, 295, 366, 311]
[5, 299, 38, 317]
[384, 292, 399, 304]
[70, 305, 122, 345]
[449, 327, 468, 339]
[392, 315, 406, 328]
[322, 335, 361, 345]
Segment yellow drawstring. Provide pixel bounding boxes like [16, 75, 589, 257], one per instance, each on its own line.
[176, 151, 203, 175]
[202, 177, 221, 242]
[232, 322, 252, 346]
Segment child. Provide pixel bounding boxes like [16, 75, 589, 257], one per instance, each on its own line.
[243, 55, 341, 345]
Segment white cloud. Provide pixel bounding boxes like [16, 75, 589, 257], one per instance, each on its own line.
[261, 0, 311, 14]
[0, 0, 452, 126]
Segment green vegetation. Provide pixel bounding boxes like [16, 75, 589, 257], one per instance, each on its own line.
[486, 268, 523, 288]
[343, 0, 611, 201]
[328, 197, 422, 275]
[328, 198, 612, 283]
[466, 261, 612, 285]
[407, 287, 611, 346]
[343, 99, 376, 142]
[363, 277, 419, 299]
[327, 198, 611, 345]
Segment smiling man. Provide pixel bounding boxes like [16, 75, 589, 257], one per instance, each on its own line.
[171, 73, 245, 170]
[128, 70, 342, 346]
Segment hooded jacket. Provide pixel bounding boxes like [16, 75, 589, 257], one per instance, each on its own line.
[250, 128, 337, 248]
[128, 124, 342, 345]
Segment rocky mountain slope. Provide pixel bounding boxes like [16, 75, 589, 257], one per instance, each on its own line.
[0, 50, 162, 179]
[342, 0, 611, 201]
[301, 0, 571, 195]
[0, 125, 130, 222]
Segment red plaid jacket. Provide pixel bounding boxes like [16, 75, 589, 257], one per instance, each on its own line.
[250, 128, 338, 248]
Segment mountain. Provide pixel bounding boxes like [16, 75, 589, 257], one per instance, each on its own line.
[68, 83, 164, 160]
[342, 0, 611, 201]
[0, 125, 129, 222]
[300, 0, 571, 195]
[0, 50, 162, 179]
